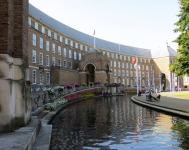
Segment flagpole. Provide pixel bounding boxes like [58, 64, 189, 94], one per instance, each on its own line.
[160, 72, 161, 92]
[148, 70, 150, 89]
[140, 64, 141, 91]
[153, 69, 155, 92]
[172, 57, 174, 95]
[136, 57, 138, 95]
[93, 30, 95, 48]
[178, 76, 179, 92]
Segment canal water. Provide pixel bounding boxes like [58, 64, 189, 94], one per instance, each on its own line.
[50, 94, 189, 150]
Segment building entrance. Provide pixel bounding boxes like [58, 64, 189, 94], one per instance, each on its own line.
[162, 73, 166, 90]
[86, 64, 95, 85]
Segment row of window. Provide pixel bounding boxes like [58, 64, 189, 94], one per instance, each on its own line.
[111, 61, 153, 70]
[33, 71, 50, 85]
[113, 69, 153, 77]
[33, 50, 75, 68]
[115, 78, 153, 86]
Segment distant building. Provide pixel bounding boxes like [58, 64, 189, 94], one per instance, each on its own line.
[28, 4, 183, 90]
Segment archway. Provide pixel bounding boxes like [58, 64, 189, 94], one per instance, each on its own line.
[161, 73, 166, 90]
[85, 64, 95, 85]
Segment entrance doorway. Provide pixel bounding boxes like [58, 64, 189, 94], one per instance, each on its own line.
[161, 73, 166, 90]
[86, 64, 95, 85]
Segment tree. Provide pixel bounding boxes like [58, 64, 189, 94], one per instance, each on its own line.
[170, 0, 189, 76]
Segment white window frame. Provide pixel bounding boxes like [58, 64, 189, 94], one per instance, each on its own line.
[58, 46, 61, 55]
[64, 48, 67, 57]
[85, 46, 88, 52]
[60, 36, 63, 42]
[54, 33, 57, 40]
[40, 38, 43, 49]
[33, 70, 37, 84]
[111, 61, 112, 67]
[42, 26, 45, 34]
[52, 44, 55, 53]
[58, 59, 61, 67]
[64, 60, 67, 68]
[74, 52, 77, 60]
[35, 22, 38, 30]
[118, 62, 120, 68]
[116, 54, 118, 59]
[80, 44, 83, 50]
[120, 55, 122, 60]
[28, 18, 31, 26]
[128, 57, 130, 61]
[79, 53, 81, 60]
[75, 43, 78, 49]
[140, 58, 142, 63]
[65, 38, 68, 45]
[69, 61, 72, 69]
[150, 66, 152, 71]
[46, 72, 50, 85]
[46, 55, 50, 66]
[126, 63, 128, 69]
[130, 64, 132, 69]
[69, 50, 72, 58]
[122, 70, 125, 76]
[114, 61, 116, 67]
[48, 30, 51, 37]
[33, 34, 36, 46]
[124, 56, 126, 61]
[148, 59, 151, 63]
[40, 53, 43, 65]
[126, 70, 129, 76]
[144, 59, 146, 63]
[46, 41, 49, 51]
[40, 72, 43, 84]
[70, 41, 73, 47]
[107, 52, 109, 57]
[112, 53, 114, 59]
[52, 57, 56, 67]
[122, 63, 124, 68]
[114, 69, 117, 76]
[146, 65, 148, 70]
[118, 70, 121, 76]
[33, 50, 36, 63]
[142, 65, 144, 70]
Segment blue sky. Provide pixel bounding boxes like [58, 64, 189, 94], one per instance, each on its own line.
[29, 0, 180, 50]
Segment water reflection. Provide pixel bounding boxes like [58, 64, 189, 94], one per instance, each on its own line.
[51, 95, 189, 150]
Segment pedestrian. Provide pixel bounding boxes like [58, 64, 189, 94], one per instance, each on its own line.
[156, 88, 158, 93]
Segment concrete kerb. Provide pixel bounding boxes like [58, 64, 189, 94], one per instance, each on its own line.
[131, 96, 189, 118]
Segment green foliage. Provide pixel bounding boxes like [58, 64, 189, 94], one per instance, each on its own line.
[170, 0, 189, 76]
[90, 82, 94, 85]
[82, 83, 87, 86]
[45, 88, 56, 96]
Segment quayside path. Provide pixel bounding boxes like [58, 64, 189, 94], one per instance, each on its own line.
[132, 92, 189, 117]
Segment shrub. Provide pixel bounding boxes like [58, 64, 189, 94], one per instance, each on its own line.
[45, 98, 68, 110]
[55, 86, 64, 92]
[45, 88, 56, 96]
[128, 85, 131, 87]
[121, 84, 124, 86]
[82, 83, 87, 86]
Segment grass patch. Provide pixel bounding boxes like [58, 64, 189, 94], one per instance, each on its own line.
[173, 92, 189, 99]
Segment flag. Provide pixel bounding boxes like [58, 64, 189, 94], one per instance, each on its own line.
[138, 64, 140, 71]
[148, 70, 149, 74]
[93, 30, 95, 35]
[132, 57, 136, 63]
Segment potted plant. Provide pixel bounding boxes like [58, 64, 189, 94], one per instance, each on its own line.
[64, 84, 72, 89]
[73, 83, 80, 87]
[94, 82, 100, 85]
[82, 83, 87, 86]
[90, 82, 94, 86]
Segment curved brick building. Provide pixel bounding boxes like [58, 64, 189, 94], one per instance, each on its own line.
[28, 4, 183, 90]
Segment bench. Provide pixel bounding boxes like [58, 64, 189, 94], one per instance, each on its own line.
[146, 95, 153, 101]
[146, 94, 161, 102]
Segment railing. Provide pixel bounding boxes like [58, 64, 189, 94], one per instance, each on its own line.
[31, 84, 104, 114]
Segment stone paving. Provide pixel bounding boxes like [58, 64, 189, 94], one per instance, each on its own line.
[132, 92, 189, 116]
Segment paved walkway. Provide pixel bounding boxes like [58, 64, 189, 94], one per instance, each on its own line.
[132, 92, 189, 117]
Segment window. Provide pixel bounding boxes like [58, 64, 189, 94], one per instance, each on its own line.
[140, 58, 142, 63]
[40, 53, 43, 65]
[64, 48, 67, 57]
[126, 70, 129, 76]
[60, 36, 63, 42]
[65, 38, 68, 44]
[114, 69, 117, 76]
[75, 43, 78, 49]
[148, 59, 151, 63]
[35, 22, 38, 30]
[128, 57, 130, 61]
[107, 52, 109, 57]
[33, 70, 37, 84]
[111, 61, 112, 67]
[40, 38, 43, 49]
[46, 41, 49, 51]
[80, 44, 83, 50]
[42, 26, 45, 34]
[28, 18, 31, 26]
[48, 30, 51, 37]
[103, 51, 105, 55]
[70, 41, 73, 47]
[74, 52, 77, 60]
[64, 60, 67, 67]
[33, 50, 36, 63]
[112, 53, 114, 59]
[33, 34, 36, 46]
[124, 56, 126, 61]
[58, 59, 61, 67]
[46, 55, 50, 66]
[85, 46, 88, 52]
[142, 72, 145, 77]
[79, 53, 81, 60]
[146, 72, 148, 77]
[114, 61, 116, 67]
[122, 70, 125, 76]
[126, 63, 128, 69]
[114, 78, 117, 83]
[69, 50, 72, 58]
[127, 79, 129, 85]
[46, 72, 50, 85]
[122, 79, 125, 85]
[54, 33, 57, 40]
[150, 66, 152, 71]
[118, 70, 121, 76]
[116, 54, 118, 59]
[118, 62, 120, 68]
[69, 61, 72, 69]
[58, 46, 61, 55]
[52, 57, 56, 66]
[142, 65, 144, 70]
[122, 63, 124, 68]
[144, 59, 146, 63]
[131, 79, 133, 86]
[40, 72, 43, 84]
[130, 64, 133, 69]
[130, 71, 133, 76]
[120, 55, 122, 60]
[52, 44, 55, 53]
[142, 79, 145, 86]
[146, 65, 148, 70]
